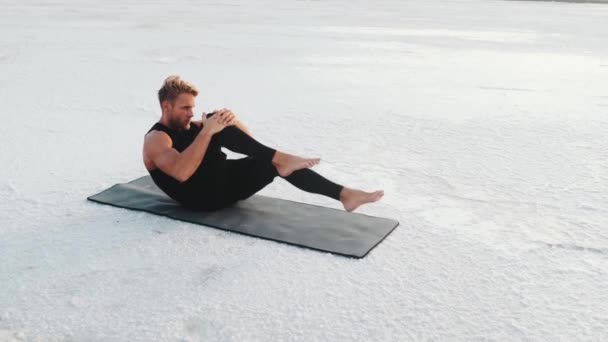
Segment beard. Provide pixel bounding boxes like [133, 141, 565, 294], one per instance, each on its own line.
[167, 113, 190, 131]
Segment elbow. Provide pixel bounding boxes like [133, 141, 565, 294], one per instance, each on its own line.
[175, 170, 193, 183]
[177, 174, 192, 183]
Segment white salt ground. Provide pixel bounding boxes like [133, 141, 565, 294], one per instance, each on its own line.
[1, 0, 607, 340]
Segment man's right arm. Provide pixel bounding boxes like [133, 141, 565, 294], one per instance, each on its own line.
[144, 130, 213, 183]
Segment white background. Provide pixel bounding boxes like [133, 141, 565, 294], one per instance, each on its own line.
[1, 0, 607, 340]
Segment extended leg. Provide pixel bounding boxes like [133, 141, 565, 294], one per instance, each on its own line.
[223, 157, 342, 203]
[283, 169, 343, 200]
[285, 170, 384, 212]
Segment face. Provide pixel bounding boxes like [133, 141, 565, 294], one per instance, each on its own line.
[163, 93, 196, 130]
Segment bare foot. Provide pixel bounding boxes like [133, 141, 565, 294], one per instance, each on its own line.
[340, 188, 384, 212]
[273, 152, 320, 177]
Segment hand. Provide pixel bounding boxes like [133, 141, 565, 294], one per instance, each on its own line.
[217, 108, 237, 126]
[200, 108, 237, 135]
[202, 108, 237, 125]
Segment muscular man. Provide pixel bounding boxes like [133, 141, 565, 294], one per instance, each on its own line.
[142, 75, 384, 212]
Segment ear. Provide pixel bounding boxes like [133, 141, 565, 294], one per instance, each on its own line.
[161, 100, 171, 113]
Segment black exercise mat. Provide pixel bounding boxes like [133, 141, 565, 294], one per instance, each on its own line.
[87, 176, 399, 258]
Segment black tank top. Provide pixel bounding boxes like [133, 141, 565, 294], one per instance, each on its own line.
[145, 122, 225, 203]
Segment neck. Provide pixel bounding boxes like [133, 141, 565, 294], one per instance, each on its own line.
[159, 113, 170, 127]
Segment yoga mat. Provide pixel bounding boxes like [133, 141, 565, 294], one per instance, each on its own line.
[87, 175, 399, 258]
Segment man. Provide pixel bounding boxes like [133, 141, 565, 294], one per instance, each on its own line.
[143, 75, 384, 212]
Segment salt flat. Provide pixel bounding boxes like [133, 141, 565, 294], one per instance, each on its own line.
[0, 0, 607, 341]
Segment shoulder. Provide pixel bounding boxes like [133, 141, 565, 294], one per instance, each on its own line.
[144, 130, 172, 149]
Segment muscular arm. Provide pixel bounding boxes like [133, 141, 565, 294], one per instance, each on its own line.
[144, 130, 213, 183]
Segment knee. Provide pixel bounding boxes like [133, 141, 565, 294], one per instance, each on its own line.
[249, 160, 278, 186]
[222, 125, 242, 135]
[215, 125, 244, 142]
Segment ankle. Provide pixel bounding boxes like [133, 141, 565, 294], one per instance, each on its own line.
[339, 187, 350, 201]
[271, 151, 285, 165]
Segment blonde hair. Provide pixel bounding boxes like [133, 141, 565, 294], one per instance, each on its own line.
[157, 75, 199, 104]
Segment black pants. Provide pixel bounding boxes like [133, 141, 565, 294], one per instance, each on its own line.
[183, 126, 343, 211]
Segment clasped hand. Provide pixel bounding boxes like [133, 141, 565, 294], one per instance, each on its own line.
[201, 108, 237, 135]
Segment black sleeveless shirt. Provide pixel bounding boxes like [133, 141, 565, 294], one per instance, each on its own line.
[146, 122, 225, 204]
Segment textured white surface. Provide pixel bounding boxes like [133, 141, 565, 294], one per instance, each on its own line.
[1, 0, 607, 341]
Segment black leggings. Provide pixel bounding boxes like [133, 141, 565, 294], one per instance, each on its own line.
[184, 126, 344, 211]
